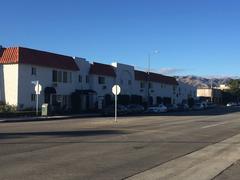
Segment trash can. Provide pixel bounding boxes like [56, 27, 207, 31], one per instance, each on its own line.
[42, 103, 48, 116]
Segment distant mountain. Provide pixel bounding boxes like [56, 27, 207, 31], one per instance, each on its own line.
[175, 76, 234, 88]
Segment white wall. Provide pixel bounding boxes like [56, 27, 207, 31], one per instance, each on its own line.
[133, 80, 147, 101]
[73, 57, 97, 110]
[150, 82, 175, 104]
[18, 64, 78, 109]
[90, 74, 115, 98]
[0, 64, 5, 102]
[73, 57, 91, 90]
[112, 62, 135, 95]
[1, 59, 197, 109]
[2, 64, 19, 106]
[132, 80, 176, 104]
[197, 88, 212, 97]
[111, 62, 181, 105]
[177, 81, 197, 104]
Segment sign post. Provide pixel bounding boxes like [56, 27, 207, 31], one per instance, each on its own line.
[32, 81, 42, 116]
[112, 85, 121, 122]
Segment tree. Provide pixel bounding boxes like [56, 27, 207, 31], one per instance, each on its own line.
[227, 79, 240, 102]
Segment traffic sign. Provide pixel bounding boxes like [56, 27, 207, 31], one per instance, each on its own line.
[112, 85, 121, 123]
[32, 80, 41, 116]
[35, 83, 42, 95]
[112, 85, 121, 95]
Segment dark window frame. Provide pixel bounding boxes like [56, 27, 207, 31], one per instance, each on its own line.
[78, 75, 82, 83]
[31, 67, 36, 75]
[52, 70, 58, 82]
[98, 76, 105, 84]
[63, 71, 68, 83]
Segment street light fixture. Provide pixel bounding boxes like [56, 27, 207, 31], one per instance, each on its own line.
[147, 50, 159, 107]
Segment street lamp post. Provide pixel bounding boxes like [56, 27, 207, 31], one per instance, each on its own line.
[147, 53, 151, 108]
[147, 50, 159, 108]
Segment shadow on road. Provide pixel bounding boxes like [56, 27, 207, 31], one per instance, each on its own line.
[0, 130, 127, 139]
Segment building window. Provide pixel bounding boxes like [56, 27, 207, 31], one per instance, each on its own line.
[86, 75, 89, 83]
[31, 67, 36, 75]
[128, 80, 132, 85]
[140, 82, 145, 88]
[68, 72, 72, 83]
[52, 70, 58, 82]
[78, 75, 82, 83]
[31, 94, 36, 102]
[53, 70, 72, 83]
[63, 72, 68, 83]
[98, 76, 105, 84]
[57, 71, 62, 82]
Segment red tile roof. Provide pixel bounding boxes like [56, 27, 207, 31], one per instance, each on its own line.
[0, 47, 79, 71]
[89, 62, 116, 77]
[135, 70, 178, 85]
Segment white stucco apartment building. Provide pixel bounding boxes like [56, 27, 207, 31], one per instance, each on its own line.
[0, 46, 196, 112]
[0, 47, 79, 110]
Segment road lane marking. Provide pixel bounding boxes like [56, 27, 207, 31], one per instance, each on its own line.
[201, 122, 229, 129]
[126, 133, 240, 180]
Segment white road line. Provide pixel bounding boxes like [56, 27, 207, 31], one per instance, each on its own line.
[201, 122, 229, 129]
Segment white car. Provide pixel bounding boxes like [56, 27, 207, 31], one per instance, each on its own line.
[226, 102, 237, 107]
[147, 104, 167, 113]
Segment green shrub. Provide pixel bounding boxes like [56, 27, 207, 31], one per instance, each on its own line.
[0, 104, 17, 113]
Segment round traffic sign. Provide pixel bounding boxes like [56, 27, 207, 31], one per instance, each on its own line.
[112, 85, 121, 95]
[35, 84, 42, 95]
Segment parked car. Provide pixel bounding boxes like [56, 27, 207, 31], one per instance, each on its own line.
[226, 102, 238, 107]
[126, 104, 144, 114]
[166, 104, 178, 112]
[177, 104, 189, 111]
[192, 103, 205, 110]
[207, 102, 217, 109]
[146, 104, 167, 113]
[102, 105, 128, 116]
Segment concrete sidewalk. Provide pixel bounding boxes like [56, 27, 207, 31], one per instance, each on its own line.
[127, 133, 240, 180]
[0, 113, 101, 123]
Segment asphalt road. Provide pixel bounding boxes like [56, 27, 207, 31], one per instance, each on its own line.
[1, 107, 240, 180]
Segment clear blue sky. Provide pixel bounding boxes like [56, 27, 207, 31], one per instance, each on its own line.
[1, 0, 240, 77]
